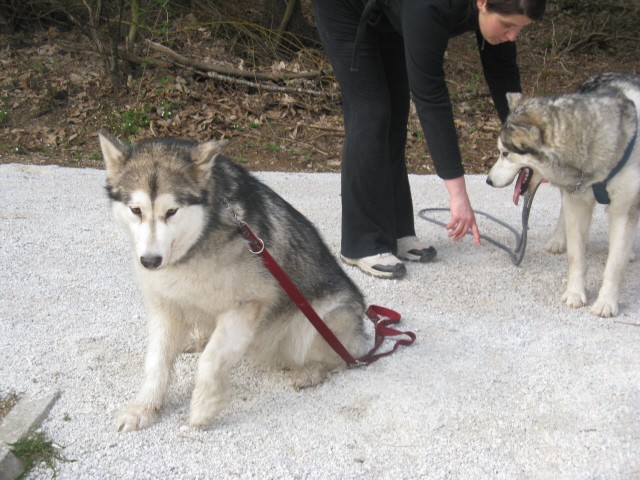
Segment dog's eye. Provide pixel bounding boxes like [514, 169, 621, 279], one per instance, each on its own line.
[165, 208, 178, 219]
[502, 151, 509, 157]
[130, 207, 142, 217]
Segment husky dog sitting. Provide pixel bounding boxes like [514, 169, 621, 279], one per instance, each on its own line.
[486, 72, 640, 317]
[99, 131, 369, 431]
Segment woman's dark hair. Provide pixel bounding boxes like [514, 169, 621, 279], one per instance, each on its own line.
[486, 0, 546, 21]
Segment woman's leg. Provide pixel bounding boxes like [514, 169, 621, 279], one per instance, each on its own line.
[313, 0, 403, 259]
[378, 31, 415, 240]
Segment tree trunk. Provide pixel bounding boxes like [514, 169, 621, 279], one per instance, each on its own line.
[210, 0, 319, 44]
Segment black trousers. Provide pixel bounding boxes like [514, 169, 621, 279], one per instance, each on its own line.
[312, 0, 417, 259]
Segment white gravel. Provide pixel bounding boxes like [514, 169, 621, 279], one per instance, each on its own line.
[1, 163, 639, 480]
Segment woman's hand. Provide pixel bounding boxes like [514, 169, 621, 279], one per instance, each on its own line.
[444, 176, 481, 245]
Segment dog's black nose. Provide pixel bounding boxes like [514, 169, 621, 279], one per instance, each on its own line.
[486, 177, 493, 186]
[140, 255, 162, 269]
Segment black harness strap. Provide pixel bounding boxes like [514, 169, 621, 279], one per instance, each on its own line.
[592, 126, 637, 204]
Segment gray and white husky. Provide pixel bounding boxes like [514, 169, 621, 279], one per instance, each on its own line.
[486, 72, 640, 317]
[99, 131, 368, 431]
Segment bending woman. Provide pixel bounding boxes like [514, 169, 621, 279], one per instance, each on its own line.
[312, 0, 546, 278]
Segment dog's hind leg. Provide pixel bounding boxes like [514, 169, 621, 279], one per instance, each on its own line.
[292, 304, 367, 390]
[561, 193, 595, 309]
[188, 302, 263, 428]
[590, 204, 640, 317]
[183, 324, 214, 353]
[117, 305, 188, 432]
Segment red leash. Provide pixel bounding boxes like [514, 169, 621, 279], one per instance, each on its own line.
[238, 222, 416, 366]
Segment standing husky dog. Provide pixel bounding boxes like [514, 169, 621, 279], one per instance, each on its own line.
[486, 72, 640, 317]
[99, 131, 369, 431]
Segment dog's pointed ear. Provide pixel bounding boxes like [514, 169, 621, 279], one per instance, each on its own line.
[621, 98, 637, 131]
[502, 119, 543, 154]
[99, 130, 129, 182]
[507, 92, 524, 110]
[192, 139, 228, 184]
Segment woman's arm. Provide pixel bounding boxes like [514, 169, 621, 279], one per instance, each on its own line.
[477, 29, 521, 122]
[445, 176, 481, 245]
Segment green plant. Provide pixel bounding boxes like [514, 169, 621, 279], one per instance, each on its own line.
[101, 107, 150, 137]
[158, 101, 178, 118]
[9, 431, 72, 477]
[32, 61, 49, 75]
[13, 145, 27, 155]
[121, 110, 150, 135]
[0, 109, 9, 124]
[266, 143, 280, 153]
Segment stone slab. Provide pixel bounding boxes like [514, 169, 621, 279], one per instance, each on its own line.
[0, 392, 60, 480]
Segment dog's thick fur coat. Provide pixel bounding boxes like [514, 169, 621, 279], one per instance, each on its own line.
[100, 132, 368, 431]
[487, 72, 640, 317]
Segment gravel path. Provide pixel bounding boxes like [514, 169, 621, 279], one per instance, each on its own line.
[1, 164, 639, 479]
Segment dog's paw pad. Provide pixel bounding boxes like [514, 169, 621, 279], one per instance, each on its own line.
[116, 404, 158, 432]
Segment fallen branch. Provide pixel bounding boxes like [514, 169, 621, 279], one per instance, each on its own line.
[308, 124, 344, 133]
[245, 127, 331, 156]
[204, 70, 334, 97]
[123, 51, 173, 69]
[145, 40, 321, 81]
[566, 32, 640, 53]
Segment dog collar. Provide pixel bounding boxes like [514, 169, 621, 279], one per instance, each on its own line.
[591, 124, 638, 205]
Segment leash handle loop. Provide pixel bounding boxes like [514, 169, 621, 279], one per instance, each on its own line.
[357, 305, 416, 365]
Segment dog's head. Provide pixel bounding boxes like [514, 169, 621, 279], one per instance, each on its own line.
[486, 93, 549, 204]
[487, 89, 638, 204]
[99, 131, 227, 270]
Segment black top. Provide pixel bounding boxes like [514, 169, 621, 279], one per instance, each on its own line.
[379, 0, 521, 178]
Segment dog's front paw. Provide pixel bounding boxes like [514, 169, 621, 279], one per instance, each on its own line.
[544, 235, 566, 254]
[188, 402, 222, 429]
[188, 384, 225, 429]
[116, 403, 159, 432]
[562, 289, 587, 309]
[590, 298, 619, 318]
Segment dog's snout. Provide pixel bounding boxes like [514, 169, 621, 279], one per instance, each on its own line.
[486, 177, 493, 186]
[140, 255, 162, 269]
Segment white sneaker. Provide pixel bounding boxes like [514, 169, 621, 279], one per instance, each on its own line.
[397, 236, 437, 263]
[340, 253, 406, 279]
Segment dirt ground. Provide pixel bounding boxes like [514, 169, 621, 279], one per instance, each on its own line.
[1, 4, 639, 174]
